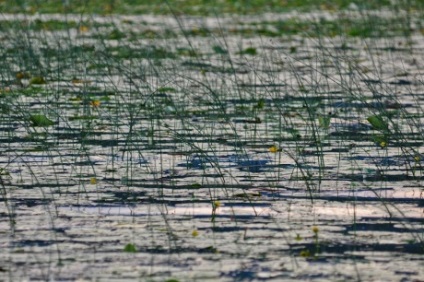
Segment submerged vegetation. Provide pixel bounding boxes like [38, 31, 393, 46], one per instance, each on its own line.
[0, 0, 423, 281]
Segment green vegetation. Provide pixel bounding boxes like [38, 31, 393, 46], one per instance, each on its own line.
[2, 0, 424, 15]
[0, 0, 423, 281]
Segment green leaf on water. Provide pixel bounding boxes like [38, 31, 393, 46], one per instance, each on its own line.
[212, 45, 228, 54]
[367, 115, 388, 131]
[318, 116, 331, 129]
[123, 243, 137, 253]
[254, 98, 265, 110]
[191, 183, 202, 189]
[238, 47, 257, 55]
[29, 114, 55, 127]
[29, 76, 46, 85]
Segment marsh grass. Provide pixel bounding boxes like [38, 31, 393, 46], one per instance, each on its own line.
[0, 1, 423, 281]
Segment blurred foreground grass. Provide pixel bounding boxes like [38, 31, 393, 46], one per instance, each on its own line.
[2, 0, 424, 15]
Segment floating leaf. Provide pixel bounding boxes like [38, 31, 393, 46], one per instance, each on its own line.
[318, 116, 331, 129]
[367, 115, 388, 131]
[254, 98, 265, 110]
[295, 234, 302, 241]
[123, 243, 137, 253]
[200, 245, 218, 253]
[108, 29, 125, 40]
[300, 249, 311, 257]
[238, 47, 257, 55]
[29, 76, 46, 85]
[16, 72, 30, 79]
[29, 114, 55, 127]
[190, 183, 202, 189]
[212, 45, 228, 54]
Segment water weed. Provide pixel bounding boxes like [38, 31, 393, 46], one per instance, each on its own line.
[0, 1, 423, 281]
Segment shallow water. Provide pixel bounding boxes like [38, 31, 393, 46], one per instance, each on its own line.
[0, 10, 423, 281]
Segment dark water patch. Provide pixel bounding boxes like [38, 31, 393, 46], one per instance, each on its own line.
[235, 159, 270, 173]
[80, 139, 122, 147]
[181, 61, 248, 73]
[0, 126, 18, 132]
[329, 147, 350, 152]
[11, 198, 52, 207]
[238, 83, 286, 88]
[72, 160, 101, 166]
[392, 141, 424, 147]
[177, 154, 218, 169]
[224, 202, 271, 208]
[14, 183, 75, 189]
[344, 222, 424, 234]
[92, 197, 213, 206]
[332, 101, 411, 110]
[0, 136, 49, 143]
[222, 269, 257, 281]
[274, 194, 423, 205]
[99, 182, 256, 190]
[13, 239, 55, 248]
[329, 131, 370, 140]
[111, 191, 147, 201]
[232, 117, 262, 124]
[388, 79, 412, 85]
[331, 122, 373, 131]
[222, 140, 247, 147]
[291, 241, 424, 255]
[348, 173, 424, 182]
[361, 217, 424, 224]
[362, 79, 382, 84]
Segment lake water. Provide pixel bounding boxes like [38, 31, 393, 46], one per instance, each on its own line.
[0, 10, 423, 281]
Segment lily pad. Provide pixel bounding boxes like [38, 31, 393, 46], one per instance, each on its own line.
[123, 243, 137, 253]
[318, 116, 331, 129]
[29, 114, 55, 127]
[367, 115, 388, 131]
[29, 76, 46, 85]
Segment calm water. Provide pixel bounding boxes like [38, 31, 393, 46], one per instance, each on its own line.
[0, 11, 423, 281]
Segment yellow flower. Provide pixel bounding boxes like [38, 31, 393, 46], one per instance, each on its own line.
[191, 230, 199, 237]
[213, 201, 221, 209]
[90, 177, 97, 184]
[312, 226, 319, 234]
[379, 141, 387, 148]
[269, 145, 281, 153]
[79, 25, 89, 33]
[414, 155, 421, 162]
[90, 100, 101, 107]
